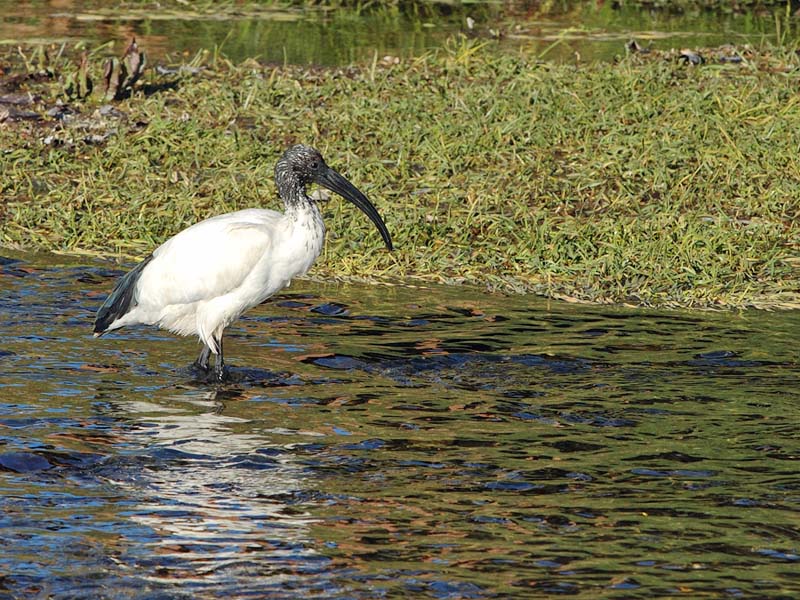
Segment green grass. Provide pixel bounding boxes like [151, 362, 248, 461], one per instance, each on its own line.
[1, 39, 799, 309]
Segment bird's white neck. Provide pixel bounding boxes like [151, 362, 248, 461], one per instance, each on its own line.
[284, 195, 326, 264]
[284, 192, 322, 221]
[273, 154, 326, 267]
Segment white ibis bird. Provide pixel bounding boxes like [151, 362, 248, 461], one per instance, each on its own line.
[94, 144, 393, 381]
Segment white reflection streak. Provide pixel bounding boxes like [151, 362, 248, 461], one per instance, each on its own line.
[114, 391, 321, 586]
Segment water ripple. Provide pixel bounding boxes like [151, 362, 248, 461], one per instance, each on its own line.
[0, 252, 798, 598]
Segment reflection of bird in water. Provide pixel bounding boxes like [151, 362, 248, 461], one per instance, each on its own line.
[113, 390, 320, 588]
[94, 145, 393, 381]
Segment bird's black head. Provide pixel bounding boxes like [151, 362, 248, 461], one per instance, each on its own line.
[281, 144, 327, 186]
[275, 144, 393, 251]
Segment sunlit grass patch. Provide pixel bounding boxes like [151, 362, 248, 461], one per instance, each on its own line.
[1, 38, 798, 309]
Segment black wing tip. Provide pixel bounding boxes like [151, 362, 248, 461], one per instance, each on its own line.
[93, 254, 154, 335]
[92, 318, 109, 336]
[93, 304, 120, 337]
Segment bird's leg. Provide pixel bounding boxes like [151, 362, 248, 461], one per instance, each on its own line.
[194, 344, 212, 372]
[213, 336, 226, 382]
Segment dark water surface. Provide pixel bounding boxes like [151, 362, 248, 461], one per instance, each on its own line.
[0, 0, 793, 65]
[0, 250, 798, 598]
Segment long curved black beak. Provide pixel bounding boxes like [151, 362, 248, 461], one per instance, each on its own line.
[317, 167, 393, 251]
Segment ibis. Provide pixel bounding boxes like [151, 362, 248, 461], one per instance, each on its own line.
[93, 144, 393, 381]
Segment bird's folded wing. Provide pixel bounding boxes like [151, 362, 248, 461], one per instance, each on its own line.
[136, 215, 278, 308]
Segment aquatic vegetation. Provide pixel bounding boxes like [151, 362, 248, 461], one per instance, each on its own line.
[0, 38, 798, 309]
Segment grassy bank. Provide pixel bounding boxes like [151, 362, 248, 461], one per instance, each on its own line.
[1, 39, 799, 309]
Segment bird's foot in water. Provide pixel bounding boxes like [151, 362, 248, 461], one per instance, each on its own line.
[212, 356, 227, 383]
[193, 345, 212, 372]
[212, 366, 228, 383]
[191, 360, 209, 374]
[189, 361, 229, 383]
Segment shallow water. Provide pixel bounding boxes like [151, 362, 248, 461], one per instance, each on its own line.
[0, 0, 792, 65]
[1, 250, 798, 598]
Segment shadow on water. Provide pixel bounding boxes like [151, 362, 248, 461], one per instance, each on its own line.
[1, 249, 799, 598]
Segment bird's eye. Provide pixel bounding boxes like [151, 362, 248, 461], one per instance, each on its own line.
[310, 161, 319, 170]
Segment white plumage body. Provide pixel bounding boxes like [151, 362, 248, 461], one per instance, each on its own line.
[106, 204, 324, 353]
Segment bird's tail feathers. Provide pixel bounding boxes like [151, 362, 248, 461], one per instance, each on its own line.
[93, 254, 154, 335]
